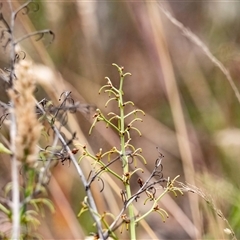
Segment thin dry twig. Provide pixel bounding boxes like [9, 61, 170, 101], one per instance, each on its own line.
[36, 101, 105, 240]
[158, 5, 240, 105]
[7, 0, 20, 237]
[178, 182, 237, 240]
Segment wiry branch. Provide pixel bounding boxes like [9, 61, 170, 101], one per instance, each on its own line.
[7, 0, 19, 236]
[0, 13, 11, 34]
[13, 0, 35, 20]
[36, 101, 105, 240]
[14, 30, 55, 46]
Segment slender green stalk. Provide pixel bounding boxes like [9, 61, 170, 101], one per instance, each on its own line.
[118, 69, 136, 239]
[135, 188, 168, 223]
[85, 64, 185, 239]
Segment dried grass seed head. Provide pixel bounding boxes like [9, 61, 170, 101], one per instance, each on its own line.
[8, 60, 42, 164]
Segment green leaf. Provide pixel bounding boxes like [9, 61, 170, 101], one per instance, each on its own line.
[0, 143, 11, 154]
[23, 210, 40, 229]
[0, 203, 10, 215]
[30, 198, 55, 214]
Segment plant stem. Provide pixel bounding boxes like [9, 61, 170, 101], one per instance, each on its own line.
[10, 109, 20, 239]
[119, 71, 136, 239]
[55, 126, 105, 239]
[8, 1, 20, 236]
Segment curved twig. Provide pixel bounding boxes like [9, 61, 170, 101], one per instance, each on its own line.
[13, 0, 34, 20]
[14, 29, 55, 46]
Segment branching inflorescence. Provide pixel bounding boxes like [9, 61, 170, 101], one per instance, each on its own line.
[78, 64, 183, 239]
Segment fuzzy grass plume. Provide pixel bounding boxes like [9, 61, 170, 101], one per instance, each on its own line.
[8, 60, 41, 164]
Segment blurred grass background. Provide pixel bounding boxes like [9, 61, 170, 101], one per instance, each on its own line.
[1, 1, 240, 239]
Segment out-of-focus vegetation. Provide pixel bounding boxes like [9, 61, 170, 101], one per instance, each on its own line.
[1, 1, 240, 239]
